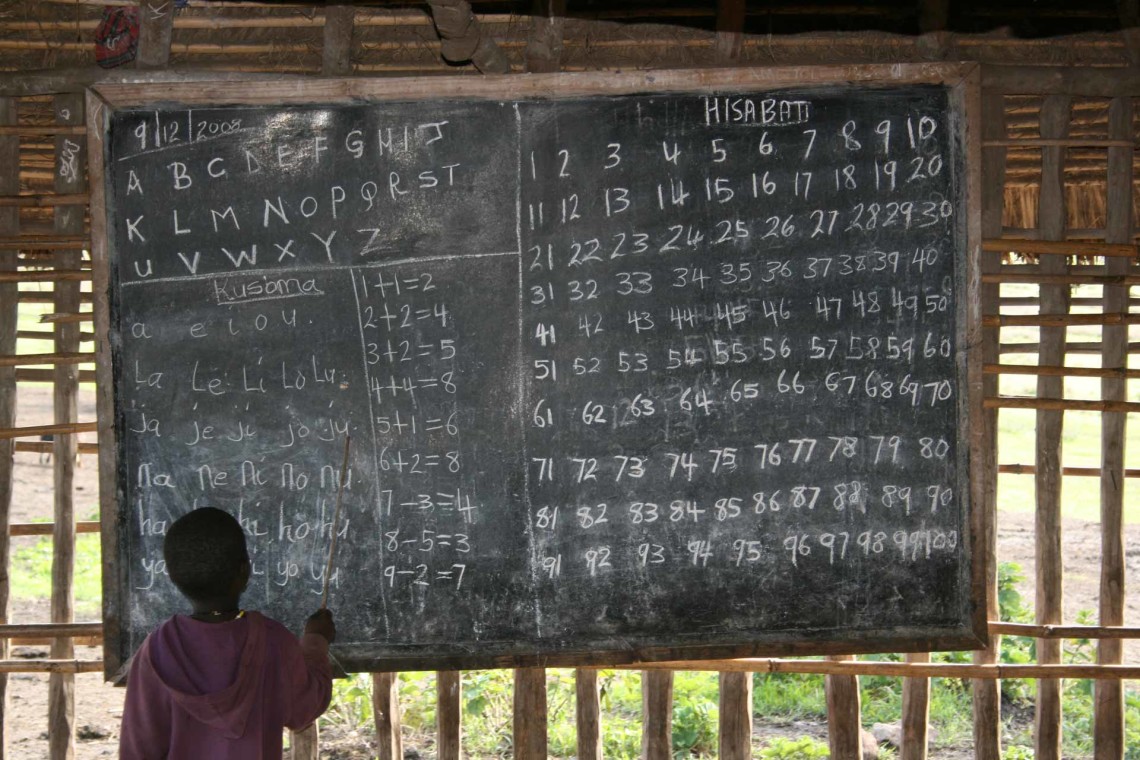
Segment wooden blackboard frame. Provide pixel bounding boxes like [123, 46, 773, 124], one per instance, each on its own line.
[88, 63, 985, 678]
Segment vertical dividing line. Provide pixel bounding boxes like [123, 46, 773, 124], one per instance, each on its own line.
[1094, 95, 1133, 760]
[437, 670, 463, 759]
[1033, 93, 1071, 760]
[49, 91, 84, 760]
[0, 95, 19, 760]
[512, 667, 548, 760]
[575, 668, 602, 760]
[717, 670, 753, 760]
[972, 88, 1007, 760]
[641, 669, 673, 760]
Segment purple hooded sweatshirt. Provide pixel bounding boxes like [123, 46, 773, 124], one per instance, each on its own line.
[119, 611, 332, 760]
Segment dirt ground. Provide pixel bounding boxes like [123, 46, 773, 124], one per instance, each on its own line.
[4, 385, 1138, 758]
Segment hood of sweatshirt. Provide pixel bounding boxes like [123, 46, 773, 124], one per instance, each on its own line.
[145, 611, 268, 740]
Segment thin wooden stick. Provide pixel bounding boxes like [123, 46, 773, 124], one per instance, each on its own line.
[982, 238, 1137, 257]
[0, 353, 93, 368]
[320, 435, 351, 609]
[984, 397, 1140, 413]
[0, 660, 102, 675]
[998, 463, 1140, 478]
[990, 622, 1140, 638]
[983, 363, 1140, 380]
[10, 521, 100, 537]
[0, 422, 97, 440]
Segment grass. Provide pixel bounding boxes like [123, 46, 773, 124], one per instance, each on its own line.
[11, 532, 102, 620]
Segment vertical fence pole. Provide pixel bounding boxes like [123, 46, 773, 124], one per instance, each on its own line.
[373, 672, 403, 760]
[972, 87, 1007, 760]
[1094, 94, 1133, 760]
[641, 669, 673, 760]
[0, 95, 18, 760]
[574, 668, 601, 760]
[322, 3, 356, 76]
[718, 670, 752, 760]
[137, 0, 175, 69]
[437, 670, 462, 759]
[49, 91, 84, 760]
[290, 724, 318, 760]
[825, 655, 862, 759]
[901, 652, 930, 760]
[1033, 93, 1071, 760]
[513, 668, 547, 760]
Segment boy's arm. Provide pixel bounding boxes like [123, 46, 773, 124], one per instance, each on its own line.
[284, 611, 334, 730]
[118, 641, 172, 759]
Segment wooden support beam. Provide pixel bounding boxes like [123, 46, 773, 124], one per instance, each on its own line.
[525, 0, 565, 73]
[372, 673, 402, 760]
[427, 0, 511, 74]
[985, 397, 1140, 414]
[137, 1, 176, 69]
[322, 4, 356, 76]
[49, 91, 83, 760]
[717, 671, 752, 760]
[901, 652, 930, 760]
[1034, 93, 1069, 760]
[0, 354, 94, 368]
[10, 522, 100, 537]
[574, 668, 601, 760]
[437, 670, 462, 760]
[981, 238, 1138, 257]
[290, 724, 318, 760]
[825, 655, 862, 759]
[0, 235, 88, 250]
[0, 94, 17, 760]
[984, 363, 1140, 380]
[714, 0, 747, 62]
[513, 668, 547, 760]
[1095, 93, 1131, 760]
[641, 670, 673, 760]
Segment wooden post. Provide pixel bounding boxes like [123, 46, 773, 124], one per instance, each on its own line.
[574, 668, 601, 760]
[717, 671, 752, 760]
[437, 670, 462, 760]
[136, 0, 175, 68]
[290, 724, 318, 760]
[1094, 95, 1132, 760]
[825, 655, 862, 759]
[525, 0, 565, 73]
[49, 92, 84, 760]
[714, 0, 747, 62]
[513, 668, 547, 760]
[1034, 93, 1071, 760]
[972, 86, 1006, 760]
[900, 652, 930, 760]
[641, 669, 673, 760]
[322, 4, 356, 76]
[0, 95, 17, 760]
[372, 673, 403, 760]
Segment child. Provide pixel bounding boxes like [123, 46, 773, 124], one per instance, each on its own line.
[119, 507, 335, 759]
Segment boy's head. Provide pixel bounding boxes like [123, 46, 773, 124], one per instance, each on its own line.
[163, 507, 250, 603]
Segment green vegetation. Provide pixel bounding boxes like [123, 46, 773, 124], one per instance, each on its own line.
[11, 532, 102, 619]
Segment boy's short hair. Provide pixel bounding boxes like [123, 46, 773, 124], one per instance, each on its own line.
[163, 507, 249, 602]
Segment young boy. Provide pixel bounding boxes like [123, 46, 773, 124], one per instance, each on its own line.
[119, 507, 335, 759]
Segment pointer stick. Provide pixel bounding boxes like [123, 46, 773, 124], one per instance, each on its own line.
[320, 435, 351, 609]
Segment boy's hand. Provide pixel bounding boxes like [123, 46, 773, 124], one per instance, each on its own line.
[305, 608, 336, 643]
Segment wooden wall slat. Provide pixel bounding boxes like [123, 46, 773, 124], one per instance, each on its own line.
[641, 669, 673, 760]
[137, 1, 175, 69]
[437, 670, 462, 760]
[714, 0, 746, 61]
[48, 91, 83, 760]
[574, 668, 601, 760]
[322, 4, 356, 76]
[513, 668, 547, 760]
[717, 670, 752, 760]
[524, 0, 565, 73]
[901, 652, 930, 760]
[0, 95, 18, 760]
[1094, 94, 1133, 760]
[825, 655, 862, 759]
[1034, 93, 1072, 760]
[372, 672, 403, 760]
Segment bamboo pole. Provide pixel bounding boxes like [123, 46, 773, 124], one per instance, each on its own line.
[983, 363, 1140, 380]
[372, 673, 402, 760]
[641, 670, 673, 760]
[513, 668, 547, 760]
[48, 91, 83, 760]
[973, 86, 1005, 760]
[575, 668, 601, 760]
[0, 94, 17, 760]
[981, 238, 1138, 257]
[1095, 93, 1131, 760]
[437, 670, 462, 760]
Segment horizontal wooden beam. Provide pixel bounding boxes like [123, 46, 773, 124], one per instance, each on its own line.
[0, 269, 89, 283]
[998, 463, 1140, 478]
[990, 622, 1140, 639]
[982, 314, 1140, 327]
[984, 363, 1140, 380]
[0, 235, 89, 250]
[0, 659, 102, 674]
[10, 521, 100, 537]
[0, 623, 101, 640]
[0, 422, 97, 440]
[621, 659, 1140, 680]
[0, 194, 88, 208]
[982, 138, 1133, 147]
[0, 125, 85, 136]
[0, 352, 93, 367]
[14, 440, 98, 455]
[983, 65, 1140, 97]
[983, 238, 1139, 258]
[984, 397, 1140, 413]
[983, 272, 1140, 285]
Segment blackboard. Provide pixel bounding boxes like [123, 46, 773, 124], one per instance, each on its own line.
[89, 66, 985, 676]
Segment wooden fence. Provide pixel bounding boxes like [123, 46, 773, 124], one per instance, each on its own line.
[0, 3, 1137, 759]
